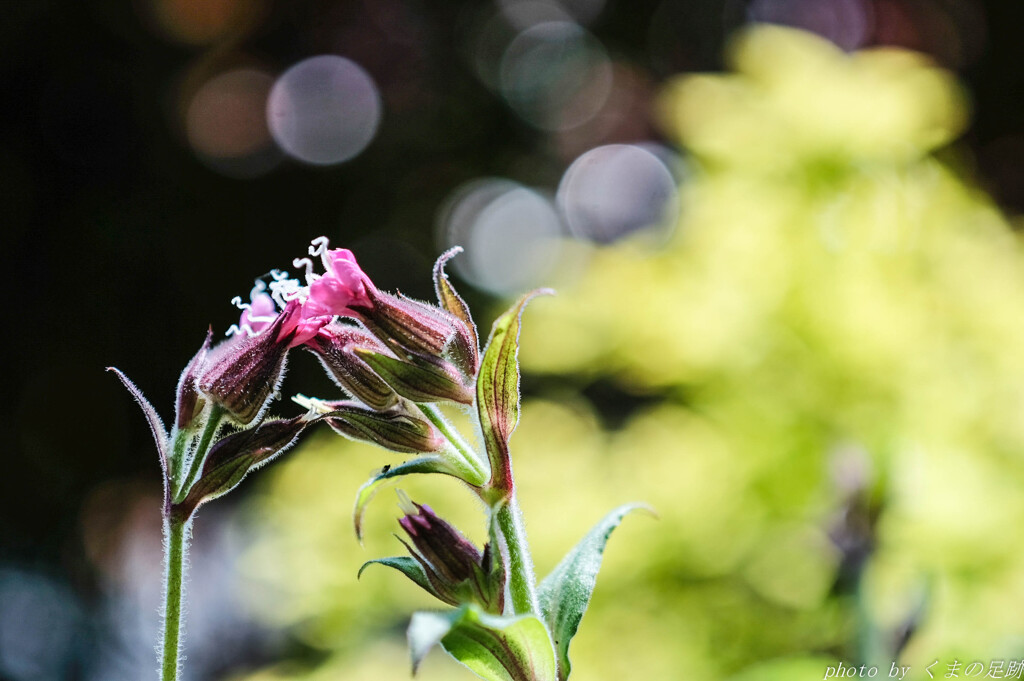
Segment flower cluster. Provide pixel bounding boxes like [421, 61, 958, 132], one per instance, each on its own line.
[112, 237, 643, 681]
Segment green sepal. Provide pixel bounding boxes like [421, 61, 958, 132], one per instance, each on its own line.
[476, 290, 552, 493]
[408, 604, 557, 681]
[353, 456, 463, 542]
[358, 555, 435, 595]
[537, 503, 651, 680]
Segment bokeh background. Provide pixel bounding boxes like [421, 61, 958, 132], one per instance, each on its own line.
[4, 0, 1024, 679]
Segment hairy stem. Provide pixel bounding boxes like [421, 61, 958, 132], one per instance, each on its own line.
[495, 497, 539, 616]
[419, 403, 488, 485]
[160, 515, 189, 681]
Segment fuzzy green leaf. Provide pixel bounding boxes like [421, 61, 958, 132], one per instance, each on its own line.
[476, 290, 552, 492]
[408, 604, 556, 681]
[537, 504, 650, 680]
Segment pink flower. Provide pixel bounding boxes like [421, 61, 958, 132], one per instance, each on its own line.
[279, 300, 332, 348]
[237, 294, 328, 348]
[303, 248, 374, 318]
[239, 292, 278, 336]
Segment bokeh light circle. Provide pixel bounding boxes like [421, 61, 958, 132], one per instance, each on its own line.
[267, 55, 381, 166]
[499, 21, 613, 131]
[557, 144, 680, 243]
[186, 68, 280, 178]
[439, 178, 564, 295]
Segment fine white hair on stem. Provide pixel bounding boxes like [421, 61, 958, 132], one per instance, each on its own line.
[158, 517, 193, 681]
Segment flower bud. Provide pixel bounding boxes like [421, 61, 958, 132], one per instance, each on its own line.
[396, 494, 503, 613]
[175, 415, 311, 519]
[306, 323, 400, 411]
[175, 329, 212, 431]
[323, 399, 444, 454]
[354, 348, 474, 405]
[353, 288, 474, 367]
[199, 302, 301, 426]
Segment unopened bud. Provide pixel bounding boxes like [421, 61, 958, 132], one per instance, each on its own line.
[323, 399, 444, 454]
[353, 288, 473, 366]
[354, 349, 474, 405]
[175, 415, 310, 518]
[397, 497, 503, 613]
[199, 303, 301, 426]
[175, 329, 212, 431]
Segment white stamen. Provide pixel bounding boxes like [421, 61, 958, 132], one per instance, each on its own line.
[268, 269, 309, 307]
[226, 322, 257, 337]
[231, 295, 251, 313]
[291, 393, 333, 414]
[308, 236, 332, 271]
[292, 257, 319, 285]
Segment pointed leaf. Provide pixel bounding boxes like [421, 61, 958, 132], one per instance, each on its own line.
[408, 604, 556, 681]
[433, 247, 476, 341]
[359, 555, 435, 595]
[476, 290, 552, 492]
[108, 367, 170, 490]
[354, 456, 462, 542]
[537, 504, 651, 680]
[433, 247, 479, 372]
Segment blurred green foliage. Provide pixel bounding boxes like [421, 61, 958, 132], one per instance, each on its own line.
[237, 26, 1024, 681]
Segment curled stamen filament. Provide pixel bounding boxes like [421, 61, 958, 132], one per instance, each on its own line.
[231, 295, 251, 313]
[249, 278, 267, 301]
[268, 269, 308, 308]
[226, 322, 256, 338]
[308, 236, 332, 271]
[293, 257, 319, 285]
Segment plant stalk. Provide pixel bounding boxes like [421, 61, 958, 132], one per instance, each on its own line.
[495, 496, 539, 616]
[160, 514, 188, 681]
[419, 403, 488, 485]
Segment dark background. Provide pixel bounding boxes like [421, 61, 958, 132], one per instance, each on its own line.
[0, 0, 1021, 676]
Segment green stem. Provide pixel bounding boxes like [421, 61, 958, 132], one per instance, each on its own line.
[160, 514, 189, 681]
[495, 497, 539, 616]
[419, 403, 488, 485]
[174, 406, 223, 503]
